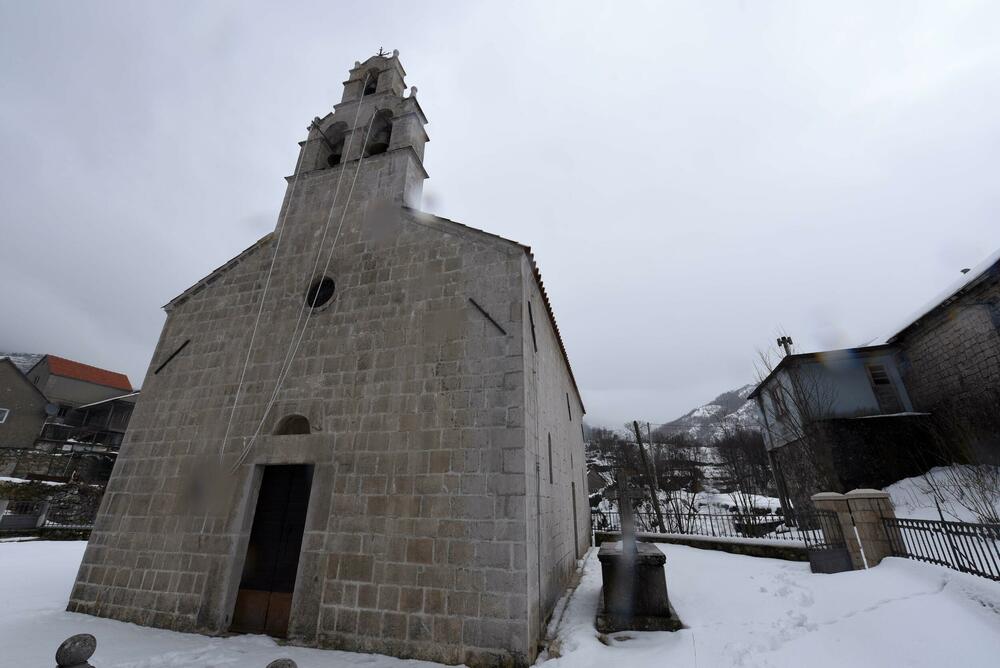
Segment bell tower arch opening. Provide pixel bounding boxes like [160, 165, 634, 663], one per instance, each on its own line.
[363, 68, 380, 96]
[312, 121, 347, 169]
[364, 109, 393, 157]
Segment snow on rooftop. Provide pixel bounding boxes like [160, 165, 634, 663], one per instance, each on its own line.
[0, 352, 43, 374]
[869, 248, 1000, 345]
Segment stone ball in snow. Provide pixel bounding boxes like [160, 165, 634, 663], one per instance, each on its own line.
[55, 633, 96, 666]
[266, 660, 298, 668]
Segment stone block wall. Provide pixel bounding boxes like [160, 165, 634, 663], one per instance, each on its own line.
[68, 53, 587, 665]
[520, 255, 589, 650]
[895, 273, 1000, 413]
[67, 179, 571, 666]
[0, 478, 103, 526]
[1, 448, 116, 485]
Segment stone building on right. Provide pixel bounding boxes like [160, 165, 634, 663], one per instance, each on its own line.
[752, 249, 1000, 512]
[887, 250, 1000, 415]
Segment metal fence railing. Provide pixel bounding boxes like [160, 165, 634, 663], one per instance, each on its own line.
[591, 509, 842, 547]
[883, 517, 1000, 581]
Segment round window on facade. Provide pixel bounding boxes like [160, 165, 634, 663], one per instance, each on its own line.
[306, 277, 336, 308]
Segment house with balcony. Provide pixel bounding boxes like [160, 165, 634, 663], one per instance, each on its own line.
[0, 353, 137, 483]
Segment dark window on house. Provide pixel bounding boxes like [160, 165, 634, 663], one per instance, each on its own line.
[566, 393, 572, 421]
[0, 408, 9, 424]
[547, 433, 553, 484]
[866, 364, 903, 414]
[306, 277, 336, 308]
[768, 386, 788, 420]
[527, 302, 538, 352]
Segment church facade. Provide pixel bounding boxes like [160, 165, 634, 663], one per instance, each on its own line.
[68, 52, 589, 667]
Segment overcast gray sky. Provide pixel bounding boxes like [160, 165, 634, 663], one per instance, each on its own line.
[2, 1, 999, 426]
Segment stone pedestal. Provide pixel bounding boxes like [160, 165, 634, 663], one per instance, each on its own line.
[596, 541, 681, 633]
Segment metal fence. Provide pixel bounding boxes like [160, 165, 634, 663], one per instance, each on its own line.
[591, 508, 842, 547]
[883, 517, 1000, 581]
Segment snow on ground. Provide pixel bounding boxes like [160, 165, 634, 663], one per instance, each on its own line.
[3, 540, 999, 667]
[545, 544, 1000, 668]
[0, 541, 448, 668]
[885, 466, 1000, 523]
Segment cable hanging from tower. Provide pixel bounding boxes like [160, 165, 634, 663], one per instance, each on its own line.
[220, 72, 375, 467]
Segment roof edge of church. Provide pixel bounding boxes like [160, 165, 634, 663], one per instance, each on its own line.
[406, 208, 586, 414]
[163, 233, 274, 312]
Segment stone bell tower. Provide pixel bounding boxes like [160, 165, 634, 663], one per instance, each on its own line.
[296, 49, 429, 209]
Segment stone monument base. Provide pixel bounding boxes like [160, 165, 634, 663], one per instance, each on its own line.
[596, 541, 682, 633]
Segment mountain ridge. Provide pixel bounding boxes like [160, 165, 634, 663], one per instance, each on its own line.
[657, 383, 760, 444]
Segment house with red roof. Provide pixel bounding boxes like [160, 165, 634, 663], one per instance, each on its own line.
[0, 353, 138, 482]
[21, 354, 132, 406]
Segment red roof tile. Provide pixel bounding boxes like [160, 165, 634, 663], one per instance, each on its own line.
[46, 355, 132, 392]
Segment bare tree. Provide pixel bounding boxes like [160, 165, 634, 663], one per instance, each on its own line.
[911, 389, 1000, 524]
[753, 342, 840, 515]
[649, 431, 702, 533]
[716, 426, 775, 517]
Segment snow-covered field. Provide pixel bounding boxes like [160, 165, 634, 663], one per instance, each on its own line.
[2, 540, 999, 667]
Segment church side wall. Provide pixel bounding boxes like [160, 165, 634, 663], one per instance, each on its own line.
[521, 256, 589, 652]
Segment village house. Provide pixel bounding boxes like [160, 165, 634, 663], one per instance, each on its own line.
[749, 344, 931, 512]
[0, 353, 137, 483]
[886, 250, 1000, 420]
[67, 52, 589, 667]
[751, 249, 1000, 512]
[0, 357, 49, 451]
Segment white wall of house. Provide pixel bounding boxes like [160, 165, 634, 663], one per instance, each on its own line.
[757, 349, 913, 450]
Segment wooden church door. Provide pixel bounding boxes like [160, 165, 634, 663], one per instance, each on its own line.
[230, 464, 312, 637]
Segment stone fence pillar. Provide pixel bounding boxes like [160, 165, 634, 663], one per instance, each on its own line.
[811, 489, 897, 571]
[845, 489, 896, 568]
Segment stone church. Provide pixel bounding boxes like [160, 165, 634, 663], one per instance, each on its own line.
[68, 52, 589, 667]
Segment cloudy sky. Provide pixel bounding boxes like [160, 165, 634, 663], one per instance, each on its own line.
[2, 1, 999, 426]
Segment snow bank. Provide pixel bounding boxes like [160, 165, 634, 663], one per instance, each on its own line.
[885, 465, 1000, 523]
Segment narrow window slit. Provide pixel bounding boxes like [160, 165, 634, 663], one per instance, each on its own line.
[547, 434, 553, 484]
[527, 302, 537, 352]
